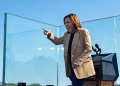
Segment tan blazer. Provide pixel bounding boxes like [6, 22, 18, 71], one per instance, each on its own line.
[48, 28, 95, 79]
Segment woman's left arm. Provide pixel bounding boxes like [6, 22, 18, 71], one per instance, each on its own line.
[74, 29, 92, 66]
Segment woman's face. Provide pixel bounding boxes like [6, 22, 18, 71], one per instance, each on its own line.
[64, 17, 75, 33]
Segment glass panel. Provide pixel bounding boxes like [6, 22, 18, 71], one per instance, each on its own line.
[116, 16, 120, 85]
[58, 17, 115, 86]
[82, 18, 114, 54]
[5, 13, 57, 86]
[4, 13, 119, 86]
[58, 26, 71, 86]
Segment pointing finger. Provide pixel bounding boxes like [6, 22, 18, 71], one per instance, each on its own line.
[42, 28, 46, 30]
[42, 28, 48, 31]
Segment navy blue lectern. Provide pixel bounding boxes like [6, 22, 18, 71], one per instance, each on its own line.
[86, 53, 119, 81]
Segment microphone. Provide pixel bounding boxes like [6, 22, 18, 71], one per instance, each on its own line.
[95, 44, 101, 54]
[92, 46, 98, 55]
[92, 44, 102, 55]
[92, 46, 97, 52]
[95, 44, 99, 49]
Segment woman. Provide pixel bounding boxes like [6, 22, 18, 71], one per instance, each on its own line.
[43, 14, 95, 86]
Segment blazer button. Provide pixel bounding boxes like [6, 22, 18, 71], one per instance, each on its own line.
[65, 54, 67, 56]
[72, 55, 74, 57]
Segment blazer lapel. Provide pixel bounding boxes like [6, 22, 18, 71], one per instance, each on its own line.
[64, 33, 71, 55]
[71, 29, 81, 55]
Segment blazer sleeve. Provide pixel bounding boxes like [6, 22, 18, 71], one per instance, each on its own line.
[47, 32, 63, 45]
[74, 29, 92, 66]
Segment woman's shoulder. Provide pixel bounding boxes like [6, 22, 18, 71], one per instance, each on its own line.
[79, 28, 89, 33]
[64, 32, 68, 35]
[80, 28, 88, 31]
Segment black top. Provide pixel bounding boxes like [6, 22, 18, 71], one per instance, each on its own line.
[68, 33, 75, 75]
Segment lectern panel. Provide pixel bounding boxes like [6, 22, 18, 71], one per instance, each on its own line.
[86, 53, 119, 81]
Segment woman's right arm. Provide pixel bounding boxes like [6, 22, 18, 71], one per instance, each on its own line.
[43, 28, 63, 45]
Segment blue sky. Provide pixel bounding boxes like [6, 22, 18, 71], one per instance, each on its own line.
[0, 0, 120, 85]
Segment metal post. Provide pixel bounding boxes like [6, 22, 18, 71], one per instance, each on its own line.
[114, 17, 116, 53]
[2, 13, 7, 86]
[57, 27, 59, 86]
[114, 17, 117, 86]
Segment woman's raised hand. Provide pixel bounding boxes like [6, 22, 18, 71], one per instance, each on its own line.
[43, 28, 51, 37]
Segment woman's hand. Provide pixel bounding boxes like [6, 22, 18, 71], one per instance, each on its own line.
[43, 28, 51, 37]
[72, 62, 79, 68]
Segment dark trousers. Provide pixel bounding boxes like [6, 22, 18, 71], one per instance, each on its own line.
[69, 72, 86, 86]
